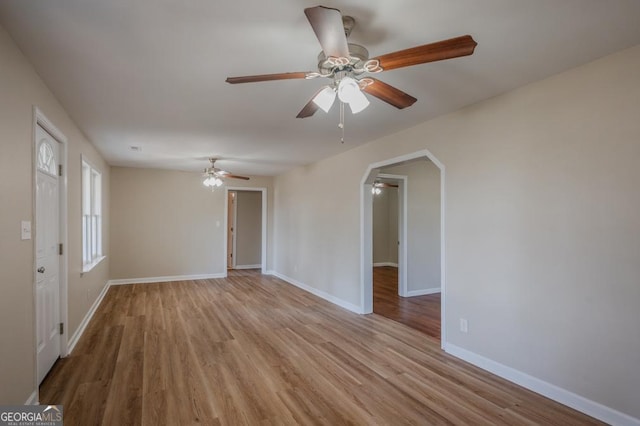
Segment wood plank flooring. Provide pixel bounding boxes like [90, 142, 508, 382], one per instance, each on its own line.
[40, 270, 603, 425]
[373, 266, 441, 339]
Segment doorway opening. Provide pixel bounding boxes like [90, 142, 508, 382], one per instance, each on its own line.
[361, 150, 445, 344]
[224, 187, 267, 273]
[33, 108, 69, 396]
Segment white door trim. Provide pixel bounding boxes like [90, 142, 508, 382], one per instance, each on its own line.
[32, 107, 68, 399]
[227, 191, 237, 269]
[376, 173, 408, 297]
[224, 187, 267, 274]
[360, 149, 446, 347]
[232, 193, 238, 268]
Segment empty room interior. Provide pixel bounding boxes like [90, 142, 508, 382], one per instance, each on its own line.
[1, 1, 639, 425]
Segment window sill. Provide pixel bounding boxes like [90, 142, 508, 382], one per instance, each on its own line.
[82, 256, 106, 273]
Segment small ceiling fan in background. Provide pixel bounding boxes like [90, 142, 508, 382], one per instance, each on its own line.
[372, 181, 398, 195]
[226, 5, 477, 119]
[203, 158, 249, 189]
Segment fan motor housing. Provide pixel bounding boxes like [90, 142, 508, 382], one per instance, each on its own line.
[317, 43, 369, 74]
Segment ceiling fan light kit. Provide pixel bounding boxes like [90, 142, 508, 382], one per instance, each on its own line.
[337, 76, 370, 113]
[372, 181, 399, 194]
[203, 176, 224, 188]
[226, 5, 477, 137]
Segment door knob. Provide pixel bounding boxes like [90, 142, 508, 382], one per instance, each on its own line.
[37, 267, 45, 273]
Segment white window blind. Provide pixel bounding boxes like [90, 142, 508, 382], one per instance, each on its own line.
[82, 159, 103, 270]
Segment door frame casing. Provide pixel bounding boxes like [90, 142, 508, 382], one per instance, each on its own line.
[32, 107, 69, 397]
[375, 173, 408, 297]
[232, 192, 238, 268]
[227, 191, 237, 269]
[360, 149, 446, 347]
[223, 187, 267, 274]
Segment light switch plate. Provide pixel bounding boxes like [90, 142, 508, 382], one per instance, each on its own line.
[460, 318, 468, 333]
[21, 221, 32, 240]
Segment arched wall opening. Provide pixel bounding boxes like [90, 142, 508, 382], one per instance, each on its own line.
[360, 149, 446, 345]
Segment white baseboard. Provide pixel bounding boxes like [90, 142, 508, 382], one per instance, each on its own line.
[406, 287, 440, 297]
[373, 262, 398, 267]
[24, 390, 38, 405]
[268, 271, 362, 314]
[108, 273, 227, 285]
[67, 280, 110, 355]
[233, 264, 262, 270]
[444, 343, 640, 426]
[263, 270, 276, 275]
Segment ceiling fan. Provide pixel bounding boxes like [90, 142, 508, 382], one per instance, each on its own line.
[374, 181, 398, 188]
[372, 181, 398, 195]
[226, 5, 477, 118]
[203, 158, 249, 188]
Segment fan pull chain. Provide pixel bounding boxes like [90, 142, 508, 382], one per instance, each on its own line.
[339, 101, 345, 143]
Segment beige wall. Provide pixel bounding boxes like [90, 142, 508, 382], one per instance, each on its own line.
[372, 187, 398, 265]
[273, 45, 640, 419]
[384, 160, 441, 292]
[234, 191, 262, 267]
[110, 167, 273, 279]
[0, 24, 110, 404]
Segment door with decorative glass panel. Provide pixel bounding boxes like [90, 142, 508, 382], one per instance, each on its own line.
[35, 124, 61, 384]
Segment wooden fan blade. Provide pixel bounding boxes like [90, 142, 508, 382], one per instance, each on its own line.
[362, 78, 417, 109]
[373, 35, 477, 71]
[304, 6, 350, 59]
[224, 174, 250, 181]
[296, 88, 323, 118]
[226, 72, 310, 84]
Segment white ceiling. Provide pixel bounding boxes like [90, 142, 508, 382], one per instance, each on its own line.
[1, 1, 640, 176]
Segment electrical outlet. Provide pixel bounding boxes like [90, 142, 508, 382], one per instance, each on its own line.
[460, 318, 468, 333]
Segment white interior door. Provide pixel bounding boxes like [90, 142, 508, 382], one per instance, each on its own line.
[35, 124, 61, 384]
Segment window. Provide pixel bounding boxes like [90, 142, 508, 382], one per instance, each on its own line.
[82, 158, 103, 271]
[37, 140, 57, 175]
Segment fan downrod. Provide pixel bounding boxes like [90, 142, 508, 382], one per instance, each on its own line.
[342, 16, 355, 38]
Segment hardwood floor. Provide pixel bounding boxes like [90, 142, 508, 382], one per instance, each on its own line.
[40, 270, 602, 425]
[373, 266, 441, 339]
